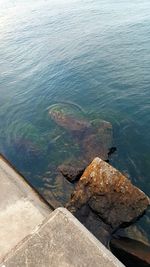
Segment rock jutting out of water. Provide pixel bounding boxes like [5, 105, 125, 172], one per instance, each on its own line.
[58, 164, 85, 183]
[66, 157, 150, 229]
[47, 106, 150, 264]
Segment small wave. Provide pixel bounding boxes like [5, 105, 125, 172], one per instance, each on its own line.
[46, 101, 85, 114]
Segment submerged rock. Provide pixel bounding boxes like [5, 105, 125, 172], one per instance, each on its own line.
[41, 168, 75, 208]
[49, 109, 91, 132]
[13, 138, 42, 159]
[66, 157, 150, 229]
[110, 237, 150, 267]
[82, 120, 113, 162]
[49, 105, 113, 162]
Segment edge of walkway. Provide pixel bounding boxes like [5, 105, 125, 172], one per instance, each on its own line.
[1, 208, 125, 267]
[0, 154, 55, 211]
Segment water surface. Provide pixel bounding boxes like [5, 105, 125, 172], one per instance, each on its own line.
[0, 0, 150, 241]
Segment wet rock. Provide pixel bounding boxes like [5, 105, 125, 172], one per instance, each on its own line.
[110, 237, 150, 267]
[74, 204, 112, 246]
[66, 157, 150, 229]
[58, 164, 85, 183]
[114, 224, 150, 245]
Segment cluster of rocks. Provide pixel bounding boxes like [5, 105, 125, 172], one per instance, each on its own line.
[43, 108, 114, 207]
[63, 158, 150, 266]
[48, 107, 150, 266]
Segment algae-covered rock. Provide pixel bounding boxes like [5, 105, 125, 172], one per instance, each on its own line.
[82, 120, 113, 162]
[49, 104, 113, 162]
[50, 109, 91, 132]
[49, 103, 89, 132]
[66, 157, 150, 229]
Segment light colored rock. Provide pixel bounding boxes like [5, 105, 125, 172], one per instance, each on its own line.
[67, 157, 150, 228]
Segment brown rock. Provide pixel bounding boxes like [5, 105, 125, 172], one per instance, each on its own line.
[114, 224, 150, 245]
[66, 157, 150, 229]
[58, 164, 85, 183]
[110, 237, 150, 267]
[74, 204, 112, 246]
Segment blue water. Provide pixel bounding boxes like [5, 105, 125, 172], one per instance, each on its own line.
[0, 0, 150, 240]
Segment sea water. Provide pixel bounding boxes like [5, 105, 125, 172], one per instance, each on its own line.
[0, 0, 150, 241]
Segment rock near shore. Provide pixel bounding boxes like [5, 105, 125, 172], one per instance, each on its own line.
[58, 163, 85, 183]
[66, 157, 150, 229]
[110, 237, 150, 267]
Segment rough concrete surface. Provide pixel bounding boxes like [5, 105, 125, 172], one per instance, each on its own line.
[0, 155, 52, 262]
[2, 208, 125, 267]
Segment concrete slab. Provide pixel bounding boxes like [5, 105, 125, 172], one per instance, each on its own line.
[0, 155, 52, 262]
[2, 208, 125, 267]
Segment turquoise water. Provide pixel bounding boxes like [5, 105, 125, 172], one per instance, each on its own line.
[0, 0, 150, 239]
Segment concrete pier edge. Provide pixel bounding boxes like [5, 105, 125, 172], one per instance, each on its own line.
[1, 207, 125, 267]
[0, 153, 55, 211]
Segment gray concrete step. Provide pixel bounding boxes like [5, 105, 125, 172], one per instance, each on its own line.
[0, 155, 53, 262]
[1, 208, 125, 267]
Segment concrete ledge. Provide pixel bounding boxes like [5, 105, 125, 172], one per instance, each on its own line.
[2, 208, 125, 267]
[0, 155, 52, 262]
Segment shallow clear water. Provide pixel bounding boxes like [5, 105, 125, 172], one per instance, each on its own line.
[0, 0, 150, 240]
